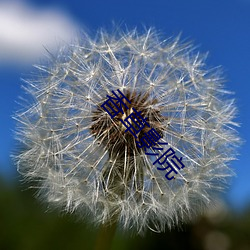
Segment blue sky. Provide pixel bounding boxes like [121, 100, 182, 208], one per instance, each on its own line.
[1, 0, 249, 210]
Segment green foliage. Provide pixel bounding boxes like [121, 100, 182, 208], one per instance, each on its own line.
[1, 177, 250, 250]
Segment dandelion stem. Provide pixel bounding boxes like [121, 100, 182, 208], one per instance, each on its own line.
[94, 220, 118, 250]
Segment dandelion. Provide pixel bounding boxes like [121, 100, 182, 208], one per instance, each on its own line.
[14, 27, 240, 234]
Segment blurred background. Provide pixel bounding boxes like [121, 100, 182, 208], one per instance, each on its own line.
[1, 0, 250, 249]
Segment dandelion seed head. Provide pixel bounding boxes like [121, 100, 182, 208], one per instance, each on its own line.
[14, 27, 240, 233]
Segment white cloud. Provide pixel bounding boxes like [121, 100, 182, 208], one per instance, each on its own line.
[0, 1, 78, 65]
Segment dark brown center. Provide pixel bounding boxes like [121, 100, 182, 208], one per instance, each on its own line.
[90, 90, 166, 160]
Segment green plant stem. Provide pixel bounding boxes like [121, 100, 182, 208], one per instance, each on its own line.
[94, 221, 117, 250]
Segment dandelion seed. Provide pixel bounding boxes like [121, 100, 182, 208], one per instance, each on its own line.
[14, 27, 240, 233]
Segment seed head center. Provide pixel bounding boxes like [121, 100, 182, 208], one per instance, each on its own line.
[90, 90, 166, 158]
